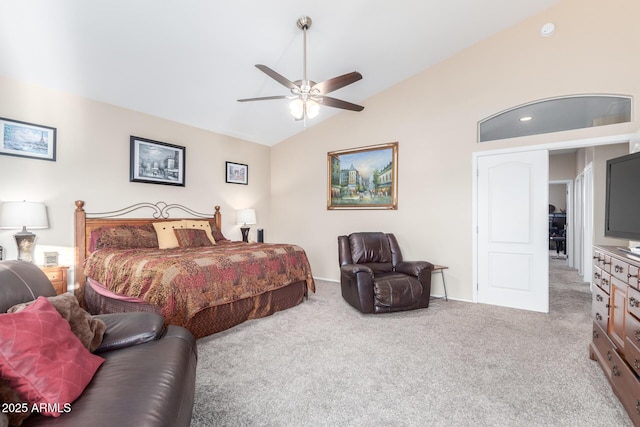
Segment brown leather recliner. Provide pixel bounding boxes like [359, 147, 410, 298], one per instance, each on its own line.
[338, 232, 434, 314]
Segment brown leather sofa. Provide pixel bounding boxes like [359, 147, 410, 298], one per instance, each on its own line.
[0, 260, 197, 427]
[338, 232, 434, 313]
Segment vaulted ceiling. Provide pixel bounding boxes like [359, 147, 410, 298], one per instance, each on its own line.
[0, 0, 559, 146]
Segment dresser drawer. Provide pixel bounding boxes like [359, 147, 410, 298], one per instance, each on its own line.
[599, 270, 612, 295]
[592, 321, 616, 379]
[612, 258, 630, 284]
[594, 251, 612, 273]
[630, 264, 640, 289]
[43, 269, 63, 282]
[610, 347, 640, 427]
[629, 286, 640, 320]
[592, 285, 609, 332]
[626, 316, 640, 377]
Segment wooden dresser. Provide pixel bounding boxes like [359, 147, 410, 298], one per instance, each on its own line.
[590, 245, 640, 425]
[38, 265, 69, 295]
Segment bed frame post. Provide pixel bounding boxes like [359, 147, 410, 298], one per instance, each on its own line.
[74, 200, 87, 303]
[214, 205, 221, 233]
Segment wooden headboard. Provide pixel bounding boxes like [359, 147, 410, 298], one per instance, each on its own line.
[74, 200, 222, 293]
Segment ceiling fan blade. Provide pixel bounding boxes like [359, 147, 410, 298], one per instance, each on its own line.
[312, 71, 363, 95]
[237, 95, 290, 102]
[318, 96, 364, 112]
[255, 64, 299, 91]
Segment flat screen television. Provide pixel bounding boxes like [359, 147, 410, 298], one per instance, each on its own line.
[605, 151, 640, 243]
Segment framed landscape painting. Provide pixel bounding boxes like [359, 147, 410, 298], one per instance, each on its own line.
[130, 136, 185, 186]
[327, 142, 398, 210]
[0, 117, 56, 161]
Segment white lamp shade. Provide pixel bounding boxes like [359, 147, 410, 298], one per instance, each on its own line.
[236, 209, 257, 225]
[0, 201, 49, 230]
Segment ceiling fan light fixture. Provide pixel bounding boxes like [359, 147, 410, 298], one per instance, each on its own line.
[289, 99, 305, 120]
[306, 99, 320, 118]
[238, 16, 364, 119]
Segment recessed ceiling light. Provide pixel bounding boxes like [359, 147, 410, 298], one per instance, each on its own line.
[540, 22, 555, 37]
[520, 116, 533, 122]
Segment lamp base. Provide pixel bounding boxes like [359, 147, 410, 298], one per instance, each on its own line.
[241, 227, 250, 243]
[14, 231, 37, 263]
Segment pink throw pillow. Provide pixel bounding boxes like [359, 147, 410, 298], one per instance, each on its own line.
[0, 297, 104, 417]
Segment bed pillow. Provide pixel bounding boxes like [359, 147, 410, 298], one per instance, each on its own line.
[152, 221, 185, 249]
[208, 221, 229, 241]
[174, 229, 214, 248]
[0, 297, 105, 418]
[181, 220, 216, 244]
[93, 224, 158, 250]
[8, 293, 106, 353]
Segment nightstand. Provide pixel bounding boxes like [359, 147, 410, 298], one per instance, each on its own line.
[39, 265, 69, 295]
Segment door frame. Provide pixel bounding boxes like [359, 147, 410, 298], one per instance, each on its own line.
[472, 133, 633, 304]
[549, 179, 573, 267]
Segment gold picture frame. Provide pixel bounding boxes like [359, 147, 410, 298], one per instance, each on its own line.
[327, 142, 398, 210]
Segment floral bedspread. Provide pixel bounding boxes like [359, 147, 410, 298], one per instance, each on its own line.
[84, 242, 315, 326]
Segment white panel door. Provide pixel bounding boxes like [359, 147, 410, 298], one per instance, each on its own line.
[477, 150, 549, 313]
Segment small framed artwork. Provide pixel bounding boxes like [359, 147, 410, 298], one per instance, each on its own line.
[327, 142, 399, 210]
[225, 161, 248, 185]
[130, 136, 185, 186]
[0, 117, 56, 161]
[43, 251, 59, 266]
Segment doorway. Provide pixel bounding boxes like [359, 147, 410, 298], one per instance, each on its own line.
[473, 134, 633, 312]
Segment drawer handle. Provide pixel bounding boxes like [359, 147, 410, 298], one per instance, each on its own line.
[602, 278, 609, 287]
[593, 255, 602, 260]
[593, 330, 599, 339]
[596, 313, 603, 321]
[612, 365, 621, 376]
[596, 294, 603, 302]
[636, 400, 640, 415]
[607, 350, 612, 361]
[631, 298, 640, 308]
[635, 330, 640, 341]
[629, 273, 639, 279]
[615, 265, 624, 273]
[603, 260, 612, 265]
[634, 359, 640, 370]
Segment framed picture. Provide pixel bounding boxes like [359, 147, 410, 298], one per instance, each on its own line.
[327, 142, 398, 210]
[0, 117, 56, 161]
[130, 136, 185, 186]
[225, 161, 248, 185]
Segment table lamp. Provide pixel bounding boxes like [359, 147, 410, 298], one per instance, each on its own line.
[236, 208, 256, 242]
[0, 201, 49, 263]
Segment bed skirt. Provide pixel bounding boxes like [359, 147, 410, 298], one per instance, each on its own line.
[84, 279, 306, 339]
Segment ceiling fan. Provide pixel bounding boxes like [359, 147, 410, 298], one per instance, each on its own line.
[237, 16, 364, 120]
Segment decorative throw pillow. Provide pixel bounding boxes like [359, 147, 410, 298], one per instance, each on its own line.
[0, 297, 104, 417]
[181, 220, 216, 244]
[152, 220, 185, 249]
[208, 221, 228, 241]
[94, 224, 158, 249]
[8, 293, 106, 353]
[173, 228, 214, 248]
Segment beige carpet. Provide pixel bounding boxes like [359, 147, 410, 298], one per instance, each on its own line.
[191, 259, 631, 426]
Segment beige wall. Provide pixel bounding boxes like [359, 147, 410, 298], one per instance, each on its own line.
[270, 0, 640, 300]
[0, 77, 271, 280]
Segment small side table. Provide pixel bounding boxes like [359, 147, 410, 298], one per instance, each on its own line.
[432, 265, 448, 301]
[39, 265, 69, 295]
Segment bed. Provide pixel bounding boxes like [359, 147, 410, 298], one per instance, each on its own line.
[73, 200, 315, 338]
